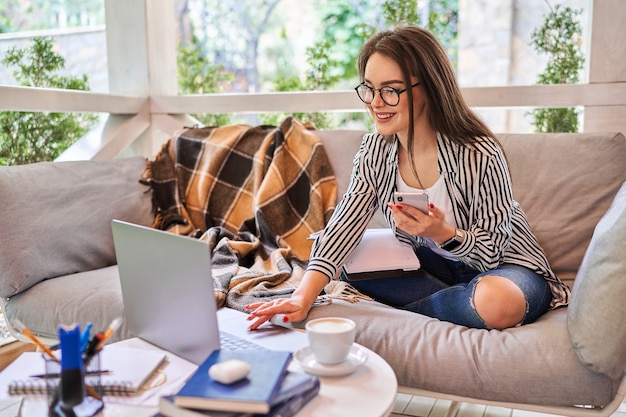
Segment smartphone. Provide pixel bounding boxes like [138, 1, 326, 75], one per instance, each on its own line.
[394, 191, 429, 214]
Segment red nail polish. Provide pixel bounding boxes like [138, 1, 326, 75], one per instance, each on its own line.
[395, 204, 403, 210]
[282, 316, 289, 323]
[429, 203, 434, 208]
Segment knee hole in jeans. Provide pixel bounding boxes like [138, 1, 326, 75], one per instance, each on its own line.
[473, 275, 527, 329]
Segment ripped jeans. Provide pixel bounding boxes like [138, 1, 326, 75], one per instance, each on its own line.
[341, 246, 552, 329]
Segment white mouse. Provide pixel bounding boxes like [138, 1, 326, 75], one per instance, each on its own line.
[208, 359, 251, 384]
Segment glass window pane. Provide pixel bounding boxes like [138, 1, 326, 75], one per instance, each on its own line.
[0, 1, 107, 92]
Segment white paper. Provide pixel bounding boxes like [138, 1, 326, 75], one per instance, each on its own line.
[0, 342, 197, 407]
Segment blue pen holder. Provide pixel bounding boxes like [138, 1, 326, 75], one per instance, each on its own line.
[44, 352, 104, 417]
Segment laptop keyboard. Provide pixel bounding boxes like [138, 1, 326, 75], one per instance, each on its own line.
[220, 331, 267, 350]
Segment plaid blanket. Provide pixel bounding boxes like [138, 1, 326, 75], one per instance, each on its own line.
[142, 116, 352, 310]
[205, 226, 372, 310]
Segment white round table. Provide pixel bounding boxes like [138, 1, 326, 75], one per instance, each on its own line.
[17, 344, 396, 417]
[290, 343, 397, 417]
[15, 309, 397, 417]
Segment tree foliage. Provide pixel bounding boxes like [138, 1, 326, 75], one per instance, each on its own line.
[177, 35, 234, 126]
[0, 0, 104, 33]
[529, 5, 584, 133]
[0, 37, 98, 165]
[259, 39, 340, 127]
[312, 0, 457, 83]
[188, 0, 282, 92]
[177, 0, 458, 129]
[286, 0, 457, 128]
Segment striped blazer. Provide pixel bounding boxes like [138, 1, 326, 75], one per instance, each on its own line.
[308, 132, 570, 309]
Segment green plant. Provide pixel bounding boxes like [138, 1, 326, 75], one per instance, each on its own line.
[260, 39, 339, 128]
[262, 0, 428, 128]
[177, 35, 234, 126]
[427, 0, 458, 69]
[529, 4, 585, 133]
[0, 37, 98, 165]
[382, 0, 421, 28]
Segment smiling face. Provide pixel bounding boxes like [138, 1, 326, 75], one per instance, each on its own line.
[358, 27, 494, 149]
[363, 52, 425, 141]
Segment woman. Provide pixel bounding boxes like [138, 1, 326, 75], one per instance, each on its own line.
[247, 26, 570, 330]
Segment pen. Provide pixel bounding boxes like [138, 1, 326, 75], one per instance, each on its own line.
[80, 322, 92, 352]
[82, 333, 103, 367]
[13, 319, 60, 363]
[84, 333, 103, 356]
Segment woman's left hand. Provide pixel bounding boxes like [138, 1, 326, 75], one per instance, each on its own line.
[387, 202, 453, 242]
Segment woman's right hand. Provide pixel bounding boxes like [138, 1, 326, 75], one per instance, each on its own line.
[245, 270, 330, 330]
[245, 294, 312, 330]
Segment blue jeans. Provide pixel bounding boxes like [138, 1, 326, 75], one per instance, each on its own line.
[341, 246, 552, 329]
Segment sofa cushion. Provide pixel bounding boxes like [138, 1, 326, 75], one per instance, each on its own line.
[0, 157, 153, 298]
[568, 181, 626, 379]
[300, 300, 618, 407]
[316, 131, 626, 257]
[315, 129, 387, 228]
[4, 266, 132, 343]
[498, 132, 626, 284]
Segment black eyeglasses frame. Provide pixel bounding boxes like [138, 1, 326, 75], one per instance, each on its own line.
[354, 82, 421, 106]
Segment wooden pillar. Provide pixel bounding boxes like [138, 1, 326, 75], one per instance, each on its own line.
[584, 0, 626, 134]
[104, 0, 178, 157]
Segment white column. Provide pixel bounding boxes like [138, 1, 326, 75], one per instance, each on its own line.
[104, 0, 178, 158]
[584, 0, 626, 134]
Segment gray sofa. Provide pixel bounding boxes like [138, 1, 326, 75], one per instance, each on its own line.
[1, 130, 625, 416]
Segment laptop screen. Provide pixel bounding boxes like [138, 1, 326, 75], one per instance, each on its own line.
[111, 220, 220, 364]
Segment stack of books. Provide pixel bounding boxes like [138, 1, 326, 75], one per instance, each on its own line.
[157, 349, 320, 417]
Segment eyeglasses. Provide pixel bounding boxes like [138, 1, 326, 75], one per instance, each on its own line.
[354, 82, 420, 106]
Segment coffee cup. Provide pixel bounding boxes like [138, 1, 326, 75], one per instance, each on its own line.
[305, 317, 356, 365]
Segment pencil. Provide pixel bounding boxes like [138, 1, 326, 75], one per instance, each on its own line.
[95, 317, 123, 351]
[13, 319, 59, 362]
[31, 370, 112, 379]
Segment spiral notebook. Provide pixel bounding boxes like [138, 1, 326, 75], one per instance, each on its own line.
[3, 345, 167, 397]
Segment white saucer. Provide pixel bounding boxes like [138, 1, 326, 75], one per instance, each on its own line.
[293, 345, 368, 377]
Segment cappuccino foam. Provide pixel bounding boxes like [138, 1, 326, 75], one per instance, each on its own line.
[308, 318, 354, 333]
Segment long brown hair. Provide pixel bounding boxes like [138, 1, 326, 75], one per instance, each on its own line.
[357, 26, 497, 150]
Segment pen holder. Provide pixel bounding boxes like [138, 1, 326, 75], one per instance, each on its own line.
[44, 352, 104, 417]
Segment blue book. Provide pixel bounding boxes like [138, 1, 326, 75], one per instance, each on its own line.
[158, 376, 319, 417]
[158, 395, 243, 417]
[270, 371, 319, 406]
[174, 349, 293, 414]
[255, 376, 319, 417]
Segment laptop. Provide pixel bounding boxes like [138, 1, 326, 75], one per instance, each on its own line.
[111, 219, 226, 364]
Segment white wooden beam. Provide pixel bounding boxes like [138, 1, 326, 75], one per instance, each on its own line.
[150, 91, 365, 114]
[145, 0, 178, 96]
[585, 0, 626, 133]
[104, 0, 150, 96]
[151, 113, 200, 137]
[91, 111, 151, 160]
[150, 83, 626, 115]
[4, 82, 625, 116]
[462, 83, 626, 108]
[102, 0, 178, 156]
[56, 109, 150, 161]
[0, 86, 145, 113]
